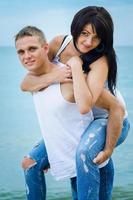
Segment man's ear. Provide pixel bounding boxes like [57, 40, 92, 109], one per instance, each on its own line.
[43, 43, 49, 54]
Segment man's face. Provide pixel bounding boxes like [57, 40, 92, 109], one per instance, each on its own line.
[16, 36, 47, 73]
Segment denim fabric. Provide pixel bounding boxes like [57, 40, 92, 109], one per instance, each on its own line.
[24, 140, 49, 200]
[76, 118, 130, 200]
[23, 118, 130, 200]
[70, 158, 114, 200]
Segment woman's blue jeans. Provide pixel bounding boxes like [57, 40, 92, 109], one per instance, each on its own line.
[23, 118, 130, 200]
[75, 118, 130, 200]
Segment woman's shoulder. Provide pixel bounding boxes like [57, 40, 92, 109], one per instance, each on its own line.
[48, 35, 65, 60]
[50, 35, 65, 46]
[90, 55, 107, 68]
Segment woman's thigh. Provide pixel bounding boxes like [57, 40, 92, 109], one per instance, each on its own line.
[77, 118, 107, 161]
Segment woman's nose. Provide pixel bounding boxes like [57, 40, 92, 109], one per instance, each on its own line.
[84, 36, 93, 46]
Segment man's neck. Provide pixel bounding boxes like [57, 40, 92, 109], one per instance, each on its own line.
[30, 60, 56, 76]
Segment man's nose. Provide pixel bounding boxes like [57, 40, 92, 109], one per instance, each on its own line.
[24, 51, 31, 59]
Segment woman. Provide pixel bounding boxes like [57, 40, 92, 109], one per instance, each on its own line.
[21, 6, 130, 200]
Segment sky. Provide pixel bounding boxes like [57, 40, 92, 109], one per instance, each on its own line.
[0, 0, 133, 46]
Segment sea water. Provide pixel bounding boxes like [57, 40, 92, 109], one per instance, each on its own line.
[0, 46, 132, 199]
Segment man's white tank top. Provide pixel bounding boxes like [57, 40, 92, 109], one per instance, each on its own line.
[33, 71, 93, 180]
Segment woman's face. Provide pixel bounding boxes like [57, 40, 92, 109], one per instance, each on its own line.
[76, 24, 101, 54]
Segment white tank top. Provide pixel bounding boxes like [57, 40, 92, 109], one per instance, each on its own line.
[33, 80, 93, 180]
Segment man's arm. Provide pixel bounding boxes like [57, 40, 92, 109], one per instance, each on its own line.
[93, 89, 125, 164]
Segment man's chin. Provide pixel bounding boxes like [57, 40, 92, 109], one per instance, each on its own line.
[25, 65, 36, 71]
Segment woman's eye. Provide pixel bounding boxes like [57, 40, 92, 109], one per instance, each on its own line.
[81, 31, 89, 37]
[94, 35, 98, 39]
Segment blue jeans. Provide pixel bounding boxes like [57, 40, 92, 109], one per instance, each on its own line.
[23, 118, 130, 200]
[24, 140, 50, 200]
[76, 118, 130, 200]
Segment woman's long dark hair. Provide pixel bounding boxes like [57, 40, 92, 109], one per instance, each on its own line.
[71, 6, 117, 95]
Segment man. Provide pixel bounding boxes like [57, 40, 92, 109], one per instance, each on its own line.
[15, 26, 129, 200]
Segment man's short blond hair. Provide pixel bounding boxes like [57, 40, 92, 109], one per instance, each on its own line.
[15, 26, 47, 45]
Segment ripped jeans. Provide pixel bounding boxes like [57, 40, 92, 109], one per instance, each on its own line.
[24, 140, 49, 200]
[23, 118, 130, 200]
[76, 118, 130, 200]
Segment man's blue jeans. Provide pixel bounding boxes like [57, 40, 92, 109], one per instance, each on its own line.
[23, 118, 130, 200]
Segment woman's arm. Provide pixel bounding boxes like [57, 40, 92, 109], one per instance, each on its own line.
[21, 35, 71, 92]
[21, 66, 72, 92]
[67, 55, 108, 114]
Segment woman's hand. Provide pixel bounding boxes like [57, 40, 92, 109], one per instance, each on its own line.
[51, 65, 72, 83]
[21, 65, 72, 92]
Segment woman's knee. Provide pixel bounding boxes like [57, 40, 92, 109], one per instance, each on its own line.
[22, 157, 36, 170]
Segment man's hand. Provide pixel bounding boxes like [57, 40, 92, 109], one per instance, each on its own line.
[51, 65, 72, 83]
[93, 149, 113, 165]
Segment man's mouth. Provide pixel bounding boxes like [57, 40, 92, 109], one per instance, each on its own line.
[25, 60, 35, 66]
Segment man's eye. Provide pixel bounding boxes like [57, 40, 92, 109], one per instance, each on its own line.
[17, 50, 24, 55]
[29, 47, 37, 52]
